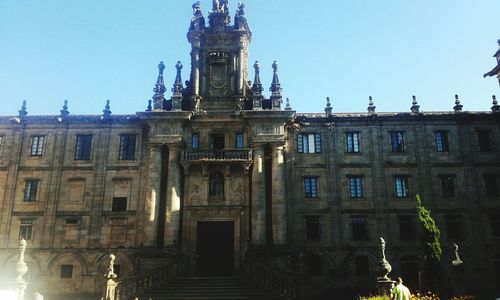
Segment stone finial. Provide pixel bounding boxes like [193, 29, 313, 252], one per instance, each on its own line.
[453, 94, 463, 112]
[104, 254, 118, 300]
[410, 95, 420, 113]
[325, 97, 333, 116]
[146, 99, 152, 112]
[252, 61, 263, 95]
[491, 95, 499, 112]
[367, 96, 376, 114]
[60, 99, 70, 118]
[19, 100, 28, 119]
[152, 61, 167, 110]
[171, 61, 184, 111]
[270, 61, 281, 94]
[377, 237, 392, 280]
[102, 99, 112, 120]
[285, 97, 292, 111]
[451, 243, 463, 266]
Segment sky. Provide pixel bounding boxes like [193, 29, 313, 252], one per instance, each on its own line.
[0, 0, 499, 116]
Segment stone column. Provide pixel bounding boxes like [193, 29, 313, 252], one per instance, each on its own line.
[251, 144, 266, 245]
[237, 46, 244, 94]
[192, 47, 200, 96]
[165, 145, 182, 247]
[144, 144, 162, 247]
[271, 145, 287, 245]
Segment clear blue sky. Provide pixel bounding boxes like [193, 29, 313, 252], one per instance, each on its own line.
[0, 0, 499, 115]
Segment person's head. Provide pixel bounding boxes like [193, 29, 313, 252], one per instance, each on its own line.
[397, 277, 403, 284]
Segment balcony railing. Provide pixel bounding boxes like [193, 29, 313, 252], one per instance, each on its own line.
[181, 148, 253, 162]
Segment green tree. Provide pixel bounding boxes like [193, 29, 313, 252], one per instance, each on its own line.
[416, 194, 442, 293]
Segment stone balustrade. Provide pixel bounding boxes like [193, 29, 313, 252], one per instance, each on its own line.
[181, 148, 253, 161]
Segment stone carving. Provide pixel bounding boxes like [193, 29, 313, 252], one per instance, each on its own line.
[231, 179, 244, 204]
[190, 3, 205, 32]
[234, 3, 250, 31]
[377, 237, 392, 280]
[189, 184, 202, 205]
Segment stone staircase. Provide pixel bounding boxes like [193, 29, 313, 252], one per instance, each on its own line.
[137, 276, 285, 300]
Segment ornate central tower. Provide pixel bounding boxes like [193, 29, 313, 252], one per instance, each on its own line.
[188, 1, 252, 111]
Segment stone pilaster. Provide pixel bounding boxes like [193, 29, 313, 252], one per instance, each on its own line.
[271, 145, 287, 245]
[251, 144, 266, 245]
[144, 144, 162, 247]
[165, 145, 182, 247]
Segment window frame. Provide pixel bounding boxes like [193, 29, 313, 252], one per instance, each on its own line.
[395, 176, 409, 198]
[439, 174, 456, 198]
[435, 130, 450, 152]
[19, 219, 33, 240]
[74, 135, 93, 161]
[390, 131, 405, 153]
[346, 132, 360, 153]
[23, 179, 39, 202]
[118, 134, 137, 161]
[477, 129, 492, 152]
[305, 216, 321, 241]
[303, 177, 318, 198]
[348, 176, 363, 198]
[30, 135, 45, 156]
[297, 133, 321, 153]
[192, 133, 200, 149]
[60, 265, 74, 279]
[398, 215, 416, 241]
[112, 197, 128, 212]
[351, 215, 368, 241]
[445, 214, 463, 241]
[235, 133, 244, 148]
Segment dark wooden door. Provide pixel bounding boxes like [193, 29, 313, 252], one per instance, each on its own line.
[196, 221, 234, 276]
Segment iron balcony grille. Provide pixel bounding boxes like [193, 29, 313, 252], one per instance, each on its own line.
[181, 149, 253, 161]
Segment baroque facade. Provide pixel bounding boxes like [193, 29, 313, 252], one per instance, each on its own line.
[1, 1, 500, 298]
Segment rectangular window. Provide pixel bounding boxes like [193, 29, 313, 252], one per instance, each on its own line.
[446, 215, 463, 241]
[64, 219, 80, 241]
[192, 133, 200, 149]
[484, 174, 499, 197]
[60, 265, 74, 279]
[490, 215, 500, 237]
[348, 176, 363, 198]
[346, 132, 360, 153]
[440, 175, 455, 198]
[435, 131, 449, 152]
[390, 131, 405, 152]
[395, 176, 409, 198]
[235, 133, 244, 148]
[75, 135, 93, 160]
[19, 219, 33, 240]
[297, 133, 321, 153]
[30, 135, 45, 156]
[399, 215, 416, 241]
[304, 177, 318, 198]
[112, 197, 127, 212]
[351, 215, 368, 241]
[477, 129, 492, 152]
[305, 216, 321, 241]
[23, 180, 39, 202]
[119, 135, 136, 160]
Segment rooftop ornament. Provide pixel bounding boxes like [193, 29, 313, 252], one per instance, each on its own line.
[367, 96, 376, 114]
[325, 97, 332, 117]
[270, 61, 282, 110]
[453, 94, 463, 112]
[491, 95, 499, 112]
[285, 97, 292, 111]
[102, 99, 112, 120]
[18, 100, 28, 119]
[171, 61, 184, 111]
[152, 61, 166, 111]
[410, 95, 420, 114]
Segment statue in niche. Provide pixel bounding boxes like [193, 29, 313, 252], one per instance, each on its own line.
[209, 172, 224, 198]
[190, 2, 205, 31]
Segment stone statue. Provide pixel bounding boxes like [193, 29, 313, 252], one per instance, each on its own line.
[190, 2, 205, 31]
[15, 239, 29, 300]
[213, 0, 229, 13]
[235, 2, 250, 31]
[104, 254, 118, 300]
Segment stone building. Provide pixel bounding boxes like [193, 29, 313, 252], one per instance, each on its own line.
[0, 1, 499, 298]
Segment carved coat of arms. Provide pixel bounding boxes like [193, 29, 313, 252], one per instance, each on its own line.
[209, 63, 227, 89]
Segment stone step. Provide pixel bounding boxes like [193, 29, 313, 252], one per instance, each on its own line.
[137, 276, 284, 300]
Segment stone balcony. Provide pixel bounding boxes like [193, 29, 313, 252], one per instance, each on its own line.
[181, 148, 253, 162]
